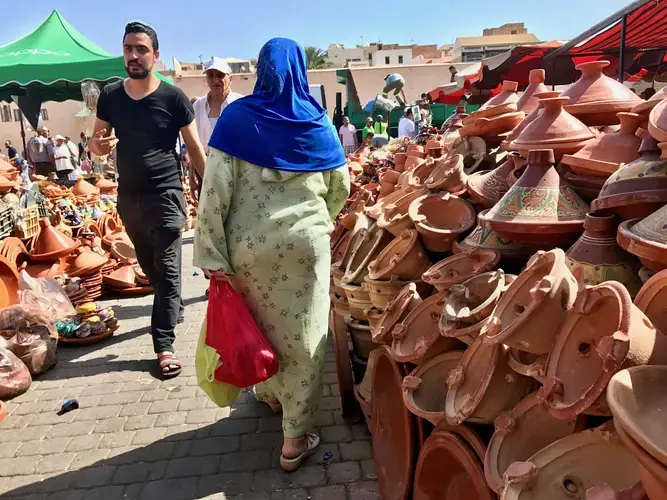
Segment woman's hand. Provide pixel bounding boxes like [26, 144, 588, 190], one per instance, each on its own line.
[204, 269, 230, 282]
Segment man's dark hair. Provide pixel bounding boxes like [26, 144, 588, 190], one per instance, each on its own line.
[405, 108, 413, 117]
[124, 21, 159, 51]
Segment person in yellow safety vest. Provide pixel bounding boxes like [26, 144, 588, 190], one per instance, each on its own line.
[374, 115, 388, 136]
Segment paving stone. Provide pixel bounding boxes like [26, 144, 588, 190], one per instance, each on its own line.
[72, 465, 117, 489]
[340, 441, 373, 461]
[154, 411, 187, 427]
[49, 421, 96, 438]
[131, 427, 166, 445]
[92, 417, 128, 434]
[251, 468, 290, 491]
[219, 450, 273, 472]
[0, 424, 52, 442]
[95, 391, 143, 407]
[148, 399, 180, 414]
[240, 431, 282, 451]
[112, 463, 149, 484]
[189, 436, 239, 456]
[321, 425, 354, 443]
[209, 418, 257, 436]
[311, 485, 348, 500]
[361, 459, 377, 480]
[73, 405, 121, 421]
[83, 485, 128, 500]
[133, 441, 175, 462]
[119, 402, 152, 417]
[327, 461, 361, 484]
[15, 437, 72, 456]
[197, 471, 254, 497]
[36, 452, 77, 473]
[69, 449, 110, 469]
[47, 489, 87, 500]
[0, 441, 21, 459]
[66, 434, 103, 452]
[289, 465, 327, 488]
[100, 431, 136, 449]
[186, 408, 218, 424]
[141, 478, 199, 500]
[165, 456, 220, 478]
[123, 414, 157, 431]
[348, 481, 381, 499]
[0, 456, 38, 476]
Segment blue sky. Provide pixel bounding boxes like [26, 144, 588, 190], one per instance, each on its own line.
[2, 0, 631, 65]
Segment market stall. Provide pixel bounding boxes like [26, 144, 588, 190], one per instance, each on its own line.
[331, 51, 667, 498]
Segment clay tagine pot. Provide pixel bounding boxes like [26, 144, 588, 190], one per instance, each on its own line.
[591, 137, 667, 220]
[617, 205, 667, 272]
[72, 177, 100, 197]
[67, 248, 109, 278]
[503, 91, 562, 150]
[406, 159, 437, 188]
[509, 97, 595, 160]
[422, 248, 500, 294]
[563, 170, 607, 203]
[481, 248, 578, 355]
[103, 264, 137, 289]
[634, 269, 667, 334]
[402, 351, 466, 426]
[391, 293, 462, 364]
[467, 152, 521, 209]
[540, 281, 667, 419]
[0, 255, 19, 309]
[478, 149, 590, 249]
[484, 392, 583, 494]
[371, 345, 416, 500]
[460, 112, 525, 139]
[565, 213, 642, 297]
[363, 275, 430, 312]
[343, 223, 393, 285]
[412, 424, 495, 500]
[517, 69, 549, 114]
[648, 94, 667, 143]
[632, 85, 667, 122]
[30, 218, 81, 261]
[562, 60, 643, 126]
[562, 112, 643, 177]
[344, 315, 374, 358]
[367, 229, 432, 281]
[354, 347, 381, 426]
[466, 80, 520, 122]
[586, 482, 648, 500]
[408, 193, 475, 253]
[424, 154, 467, 194]
[373, 282, 424, 344]
[501, 423, 641, 500]
[377, 189, 427, 236]
[445, 336, 534, 425]
[453, 218, 529, 270]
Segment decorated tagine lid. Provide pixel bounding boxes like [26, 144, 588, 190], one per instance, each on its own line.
[445, 335, 533, 425]
[617, 204, 667, 272]
[371, 345, 416, 500]
[561, 60, 643, 126]
[501, 423, 641, 500]
[413, 424, 495, 500]
[481, 248, 579, 355]
[402, 351, 466, 426]
[517, 69, 549, 114]
[478, 149, 590, 249]
[422, 248, 500, 293]
[591, 137, 667, 220]
[466, 80, 520, 121]
[30, 218, 81, 261]
[634, 269, 667, 334]
[510, 97, 595, 160]
[408, 192, 476, 253]
[540, 281, 667, 419]
[467, 152, 521, 209]
[453, 217, 529, 269]
[368, 229, 432, 281]
[565, 213, 642, 297]
[484, 392, 582, 494]
[561, 112, 643, 177]
[391, 293, 461, 364]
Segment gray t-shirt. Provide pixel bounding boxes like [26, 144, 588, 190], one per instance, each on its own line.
[27, 136, 53, 164]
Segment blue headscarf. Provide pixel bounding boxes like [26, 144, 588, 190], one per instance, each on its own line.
[208, 38, 346, 172]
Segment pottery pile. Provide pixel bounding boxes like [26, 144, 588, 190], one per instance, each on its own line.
[330, 75, 667, 498]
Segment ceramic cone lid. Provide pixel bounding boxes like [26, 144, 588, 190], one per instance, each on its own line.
[479, 150, 589, 247]
[104, 265, 137, 289]
[68, 249, 109, 277]
[0, 254, 19, 309]
[96, 177, 118, 192]
[617, 205, 667, 271]
[504, 91, 562, 149]
[516, 70, 549, 114]
[466, 81, 520, 122]
[72, 178, 100, 196]
[30, 218, 81, 261]
[562, 112, 643, 177]
[634, 269, 667, 334]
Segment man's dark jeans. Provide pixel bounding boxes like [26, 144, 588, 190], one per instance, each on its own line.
[118, 189, 186, 354]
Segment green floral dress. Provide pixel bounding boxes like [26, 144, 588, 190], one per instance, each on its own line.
[194, 148, 350, 438]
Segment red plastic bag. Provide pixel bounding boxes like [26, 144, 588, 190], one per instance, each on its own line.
[206, 279, 279, 388]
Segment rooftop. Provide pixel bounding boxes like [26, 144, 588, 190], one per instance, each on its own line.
[455, 33, 540, 47]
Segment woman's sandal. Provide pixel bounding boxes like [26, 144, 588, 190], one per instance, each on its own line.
[157, 352, 182, 378]
[279, 433, 321, 472]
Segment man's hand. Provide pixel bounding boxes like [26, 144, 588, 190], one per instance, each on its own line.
[91, 129, 118, 156]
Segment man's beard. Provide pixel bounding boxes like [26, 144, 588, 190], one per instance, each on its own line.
[125, 61, 151, 79]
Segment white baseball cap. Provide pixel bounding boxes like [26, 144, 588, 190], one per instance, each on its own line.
[204, 57, 232, 75]
[54, 135, 65, 141]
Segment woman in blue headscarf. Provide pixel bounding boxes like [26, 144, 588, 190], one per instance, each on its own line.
[194, 38, 350, 471]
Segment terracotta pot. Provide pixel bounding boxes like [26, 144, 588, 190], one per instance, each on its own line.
[380, 169, 401, 184]
[565, 213, 642, 297]
[501, 424, 641, 500]
[442, 270, 510, 326]
[479, 149, 590, 249]
[95, 177, 118, 193]
[365, 187, 411, 219]
[342, 223, 393, 285]
[30, 218, 81, 261]
[540, 281, 667, 419]
[72, 178, 100, 196]
[104, 264, 137, 289]
[517, 69, 549, 114]
[592, 137, 667, 220]
[331, 293, 349, 320]
[110, 240, 137, 263]
[504, 92, 562, 150]
[422, 248, 500, 293]
[25, 259, 66, 279]
[408, 144, 424, 154]
[460, 112, 525, 138]
[428, 146, 442, 159]
[563, 170, 607, 202]
[633, 86, 667, 121]
[413, 425, 495, 500]
[404, 156, 425, 173]
[510, 97, 595, 160]
[330, 266, 347, 297]
[372, 345, 416, 500]
[481, 248, 578, 355]
[617, 205, 667, 272]
[373, 282, 424, 344]
[648, 94, 667, 143]
[67, 248, 108, 278]
[466, 80, 520, 122]
[467, 153, 520, 209]
[614, 423, 667, 500]
[402, 351, 466, 426]
[363, 275, 430, 312]
[562, 112, 643, 178]
[445, 336, 534, 425]
[0, 255, 19, 309]
[453, 219, 529, 269]
[345, 315, 374, 358]
[508, 348, 547, 383]
[562, 61, 643, 126]
[377, 189, 426, 236]
[425, 154, 468, 193]
[408, 193, 476, 253]
[364, 306, 383, 333]
[331, 229, 350, 266]
[391, 293, 463, 364]
[586, 482, 648, 500]
[354, 347, 381, 425]
[406, 159, 437, 189]
[634, 269, 667, 333]
[484, 392, 582, 494]
[394, 152, 408, 168]
[368, 229, 432, 281]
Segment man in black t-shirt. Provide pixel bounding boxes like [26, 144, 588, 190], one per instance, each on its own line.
[4, 141, 18, 162]
[91, 21, 206, 378]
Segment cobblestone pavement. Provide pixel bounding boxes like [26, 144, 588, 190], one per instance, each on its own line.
[0, 232, 379, 500]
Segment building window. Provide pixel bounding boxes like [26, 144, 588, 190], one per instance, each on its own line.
[398, 55, 404, 64]
[12, 109, 22, 122]
[511, 30, 518, 34]
[385, 56, 390, 64]
[40, 108, 49, 121]
[0, 106, 10, 123]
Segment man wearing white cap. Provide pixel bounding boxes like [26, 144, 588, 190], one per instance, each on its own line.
[52, 135, 74, 179]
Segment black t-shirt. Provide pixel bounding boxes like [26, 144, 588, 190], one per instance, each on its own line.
[6, 147, 17, 159]
[96, 80, 195, 195]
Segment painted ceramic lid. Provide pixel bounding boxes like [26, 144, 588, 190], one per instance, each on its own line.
[452, 219, 528, 262]
[608, 366, 667, 467]
[617, 205, 667, 272]
[634, 269, 667, 334]
[467, 153, 519, 208]
[501, 423, 641, 500]
[516, 70, 549, 114]
[402, 350, 465, 426]
[371, 345, 415, 500]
